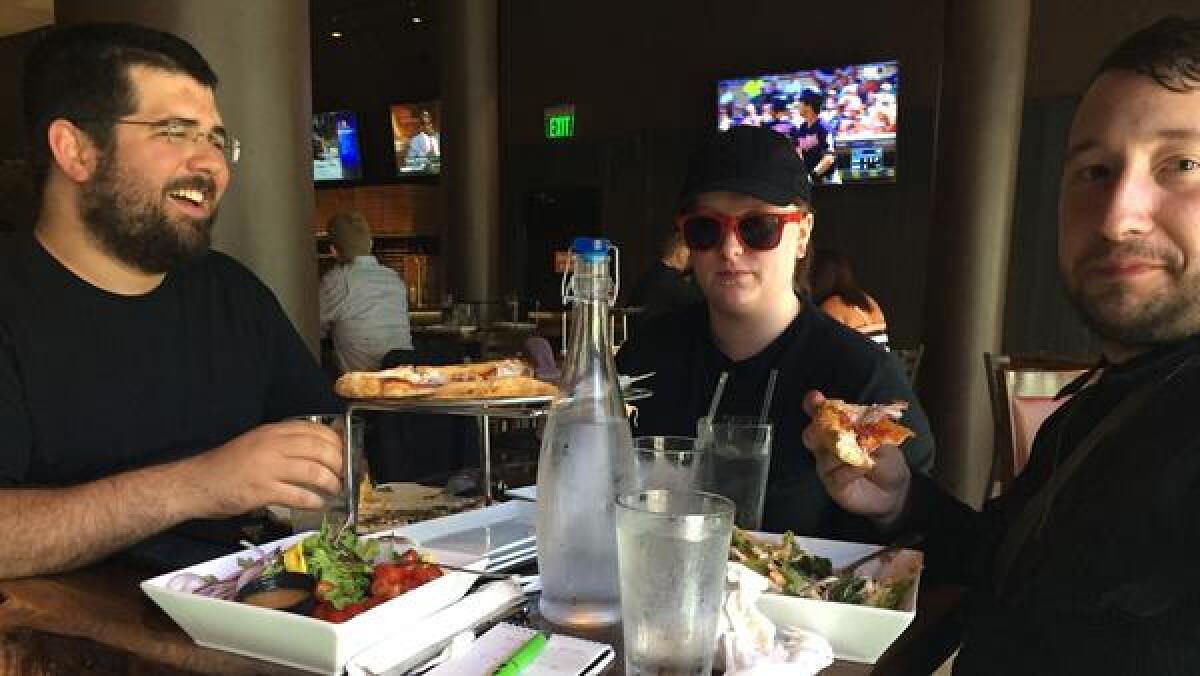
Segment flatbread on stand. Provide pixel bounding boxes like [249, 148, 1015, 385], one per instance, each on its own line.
[334, 358, 559, 401]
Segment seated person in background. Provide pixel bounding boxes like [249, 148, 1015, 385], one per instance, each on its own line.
[320, 211, 413, 372]
[625, 230, 702, 322]
[0, 23, 343, 578]
[616, 126, 933, 541]
[803, 18, 1200, 673]
[810, 248, 889, 350]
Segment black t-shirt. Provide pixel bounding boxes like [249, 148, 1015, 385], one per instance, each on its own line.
[0, 234, 340, 563]
[911, 336, 1200, 674]
[616, 299, 934, 540]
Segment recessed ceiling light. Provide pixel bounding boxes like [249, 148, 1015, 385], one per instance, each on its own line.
[330, 30, 343, 38]
[412, 16, 423, 24]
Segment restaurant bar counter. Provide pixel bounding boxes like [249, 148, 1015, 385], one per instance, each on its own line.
[0, 556, 964, 675]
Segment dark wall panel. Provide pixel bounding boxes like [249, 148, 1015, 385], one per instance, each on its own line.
[497, 0, 945, 349]
[1005, 97, 1101, 358]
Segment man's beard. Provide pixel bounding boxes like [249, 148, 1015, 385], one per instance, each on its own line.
[1064, 240, 1200, 349]
[79, 150, 217, 274]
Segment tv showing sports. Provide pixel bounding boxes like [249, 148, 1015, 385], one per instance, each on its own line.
[717, 60, 899, 185]
[391, 101, 441, 176]
[312, 111, 363, 182]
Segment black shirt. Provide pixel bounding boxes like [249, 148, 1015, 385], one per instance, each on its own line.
[910, 336, 1200, 674]
[0, 234, 340, 563]
[616, 300, 934, 540]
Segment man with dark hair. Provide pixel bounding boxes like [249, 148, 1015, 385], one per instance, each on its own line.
[793, 90, 837, 185]
[21, 23, 217, 184]
[0, 23, 343, 578]
[617, 125, 932, 540]
[803, 16, 1200, 674]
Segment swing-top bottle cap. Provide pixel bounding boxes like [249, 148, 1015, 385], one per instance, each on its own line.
[571, 237, 610, 262]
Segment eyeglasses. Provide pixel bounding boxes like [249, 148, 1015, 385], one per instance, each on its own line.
[114, 118, 241, 165]
[674, 208, 807, 251]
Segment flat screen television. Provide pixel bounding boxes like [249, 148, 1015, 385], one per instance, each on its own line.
[312, 111, 363, 182]
[717, 60, 898, 185]
[391, 101, 441, 176]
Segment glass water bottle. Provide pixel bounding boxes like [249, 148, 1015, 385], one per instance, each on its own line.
[535, 237, 635, 629]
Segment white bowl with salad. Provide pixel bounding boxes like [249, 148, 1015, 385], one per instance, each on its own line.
[141, 520, 487, 674]
[732, 530, 923, 664]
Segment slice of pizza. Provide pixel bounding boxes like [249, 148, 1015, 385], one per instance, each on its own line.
[334, 358, 533, 399]
[813, 398, 915, 469]
[334, 367, 439, 399]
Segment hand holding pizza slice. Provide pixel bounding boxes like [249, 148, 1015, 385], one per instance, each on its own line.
[812, 398, 915, 470]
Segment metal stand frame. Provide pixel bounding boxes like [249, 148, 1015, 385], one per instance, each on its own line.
[343, 388, 651, 526]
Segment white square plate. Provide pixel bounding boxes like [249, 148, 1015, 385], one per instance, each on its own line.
[395, 500, 536, 560]
[750, 534, 922, 664]
[503, 485, 538, 502]
[141, 532, 484, 675]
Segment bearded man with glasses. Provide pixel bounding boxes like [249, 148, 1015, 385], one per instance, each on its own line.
[616, 125, 933, 540]
[0, 23, 343, 577]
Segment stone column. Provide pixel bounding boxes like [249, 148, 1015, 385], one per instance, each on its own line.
[920, 0, 1032, 506]
[441, 0, 500, 317]
[55, 0, 320, 354]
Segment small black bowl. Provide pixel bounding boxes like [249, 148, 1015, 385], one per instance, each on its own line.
[235, 572, 317, 615]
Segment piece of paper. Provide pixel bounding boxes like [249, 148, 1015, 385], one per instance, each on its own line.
[426, 623, 614, 676]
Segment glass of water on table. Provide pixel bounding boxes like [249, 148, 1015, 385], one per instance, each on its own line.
[616, 489, 735, 675]
[695, 416, 773, 530]
[285, 413, 365, 533]
[632, 435, 706, 492]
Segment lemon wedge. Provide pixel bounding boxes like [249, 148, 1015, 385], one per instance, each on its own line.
[283, 542, 307, 573]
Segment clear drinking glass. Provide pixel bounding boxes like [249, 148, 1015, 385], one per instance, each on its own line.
[695, 416, 773, 530]
[616, 489, 735, 675]
[633, 436, 706, 493]
[286, 413, 364, 533]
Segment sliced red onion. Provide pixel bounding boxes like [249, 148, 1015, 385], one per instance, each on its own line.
[166, 572, 211, 593]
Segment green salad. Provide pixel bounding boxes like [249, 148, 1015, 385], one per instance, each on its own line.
[729, 529, 915, 610]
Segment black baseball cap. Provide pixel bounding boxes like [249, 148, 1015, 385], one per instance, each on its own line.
[678, 126, 812, 208]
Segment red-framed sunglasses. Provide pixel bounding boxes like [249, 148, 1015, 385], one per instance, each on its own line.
[674, 208, 808, 252]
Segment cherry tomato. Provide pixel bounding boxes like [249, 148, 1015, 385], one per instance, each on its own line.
[342, 599, 372, 620]
[412, 563, 444, 584]
[313, 601, 354, 623]
[371, 563, 414, 599]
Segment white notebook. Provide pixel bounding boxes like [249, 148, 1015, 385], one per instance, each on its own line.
[427, 623, 614, 676]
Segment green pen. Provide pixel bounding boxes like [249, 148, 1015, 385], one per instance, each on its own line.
[492, 631, 548, 676]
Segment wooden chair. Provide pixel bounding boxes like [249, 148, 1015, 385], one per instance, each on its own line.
[984, 352, 1093, 498]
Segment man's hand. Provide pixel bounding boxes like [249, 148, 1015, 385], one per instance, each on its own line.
[183, 421, 345, 518]
[802, 390, 911, 527]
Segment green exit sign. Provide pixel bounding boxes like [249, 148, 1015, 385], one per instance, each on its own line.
[544, 104, 576, 139]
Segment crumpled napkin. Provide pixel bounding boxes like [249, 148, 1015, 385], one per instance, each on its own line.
[716, 562, 835, 676]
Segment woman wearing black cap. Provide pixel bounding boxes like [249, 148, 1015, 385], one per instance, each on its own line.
[616, 125, 933, 541]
